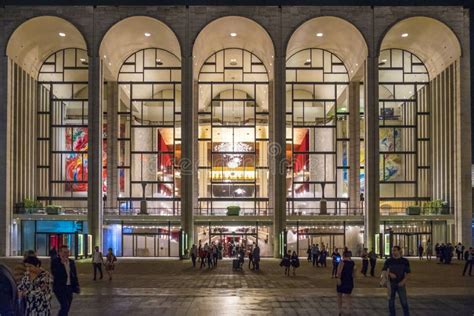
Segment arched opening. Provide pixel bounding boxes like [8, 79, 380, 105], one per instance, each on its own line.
[99, 16, 182, 257]
[6, 16, 88, 256]
[285, 16, 368, 256]
[193, 16, 274, 257]
[378, 16, 462, 256]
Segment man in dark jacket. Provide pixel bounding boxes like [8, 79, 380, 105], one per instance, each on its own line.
[0, 263, 17, 316]
[253, 245, 261, 271]
[51, 245, 80, 316]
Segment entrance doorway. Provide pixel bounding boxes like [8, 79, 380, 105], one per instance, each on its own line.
[392, 233, 432, 257]
[35, 233, 77, 257]
[123, 234, 176, 257]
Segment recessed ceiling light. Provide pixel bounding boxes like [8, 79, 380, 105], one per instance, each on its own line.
[381, 59, 387, 62]
[316, 32, 324, 37]
[103, 55, 107, 59]
[144, 32, 151, 37]
[58, 32, 66, 37]
[108, 62, 112, 66]
[401, 33, 408, 38]
[230, 32, 237, 37]
[80, 58, 86, 62]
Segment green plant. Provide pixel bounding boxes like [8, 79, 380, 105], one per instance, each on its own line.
[226, 206, 240, 216]
[406, 206, 421, 215]
[46, 205, 63, 215]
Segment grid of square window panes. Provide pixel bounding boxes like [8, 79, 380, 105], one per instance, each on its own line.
[117, 48, 181, 215]
[197, 49, 270, 216]
[37, 48, 89, 206]
[378, 49, 430, 210]
[285, 48, 350, 216]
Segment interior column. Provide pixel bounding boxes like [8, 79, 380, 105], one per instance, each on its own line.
[0, 52, 10, 256]
[348, 82, 361, 213]
[106, 82, 119, 210]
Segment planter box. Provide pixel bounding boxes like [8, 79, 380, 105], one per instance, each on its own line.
[46, 206, 62, 215]
[226, 206, 240, 216]
[406, 206, 421, 215]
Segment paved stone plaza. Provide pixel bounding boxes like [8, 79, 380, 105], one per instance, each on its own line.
[2, 257, 473, 315]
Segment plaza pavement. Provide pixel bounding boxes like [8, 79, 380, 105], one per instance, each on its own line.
[1, 257, 473, 315]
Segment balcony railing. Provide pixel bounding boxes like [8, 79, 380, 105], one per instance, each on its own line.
[104, 207, 180, 216]
[287, 207, 364, 216]
[194, 207, 273, 216]
[14, 207, 88, 215]
[380, 206, 454, 216]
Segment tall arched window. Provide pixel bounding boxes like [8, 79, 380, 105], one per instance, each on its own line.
[37, 48, 89, 209]
[197, 48, 270, 215]
[286, 48, 350, 215]
[117, 48, 181, 215]
[378, 49, 429, 211]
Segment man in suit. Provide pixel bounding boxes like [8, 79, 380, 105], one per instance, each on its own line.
[51, 245, 80, 316]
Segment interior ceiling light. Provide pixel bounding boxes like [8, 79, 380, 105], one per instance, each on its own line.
[230, 32, 237, 37]
[144, 32, 151, 37]
[401, 33, 409, 38]
[80, 58, 86, 62]
[316, 32, 324, 37]
[58, 32, 66, 37]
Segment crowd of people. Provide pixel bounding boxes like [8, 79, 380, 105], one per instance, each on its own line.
[0, 245, 117, 316]
[190, 240, 261, 271]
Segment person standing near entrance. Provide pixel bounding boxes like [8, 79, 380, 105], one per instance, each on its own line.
[191, 244, 198, 268]
[290, 251, 300, 276]
[361, 248, 369, 276]
[382, 245, 410, 316]
[92, 246, 104, 281]
[426, 239, 432, 260]
[311, 244, 320, 267]
[253, 245, 260, 271]
[105, 248, 117, 281]
[368, 248, 377, 277]
[462, 247, 473, 276]
[417, 243, 424, 260]
[306, 245, 312, 262]
[51, 245, 80, 316]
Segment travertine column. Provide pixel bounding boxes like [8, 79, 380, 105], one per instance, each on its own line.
[272, 53, 286, 258]
[181, 27, 194, 251]
[348, 82, 361, 213]
[88, 55, 103, 248]
[106, 82, 119, 209]
[364, 56, 380, 250]
[0, 53, 10, 256]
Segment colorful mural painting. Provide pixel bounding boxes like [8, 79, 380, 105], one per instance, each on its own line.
[379, 127, 401, 181]
[65, 127, 108, 192]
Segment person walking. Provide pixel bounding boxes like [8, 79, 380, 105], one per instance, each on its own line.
[382, 246, 410, 316]
[462, 247, 473, 276]
[311, 244, 320, 267]
[253, 245, 260, 271]
[319, 246, 328, 267]
[191, 244, 198, 268]
[0, 262, 18, 316]
[336, 251, 355, 316]
[290, 251, 300, 276]
[51, 245, 80, 316]
[306, 245, 312, 262]
[426, 239, 433, 260]
[331, 248, 341, 278]
[92, 246, 104, 281]
[105, 248, 117, 281]
[18, 256, 52, 315]
[417, 244, 424, 260]
[281, 250, 291, 276]
[434, 243, 440, 261]
[200, 245, 207, 269]
[212, 243, 218, 267]
[368, 248, 377, 277]
[361, 248, 369, 276]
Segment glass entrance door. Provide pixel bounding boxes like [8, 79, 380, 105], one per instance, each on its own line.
[392, 233, 431, 257]
[35, 233, 75, 256]
[289, 234, 345, 257]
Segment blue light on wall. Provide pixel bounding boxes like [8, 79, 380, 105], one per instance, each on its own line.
[103, 224, 122, 256]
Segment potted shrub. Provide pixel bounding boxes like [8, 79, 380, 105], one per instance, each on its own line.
[46, 205, 63, 215]
[405, 205, 421, 215]
[226, 206, 240, 216]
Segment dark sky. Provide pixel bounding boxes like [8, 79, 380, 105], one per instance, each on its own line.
[1, 0, 473, 161]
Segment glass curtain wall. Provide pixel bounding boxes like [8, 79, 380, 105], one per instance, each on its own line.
[378, 49, 430, 214]
[286, 48, 350, 215]
[117, 48, 181, 215]
[36, 48, 89, 212]
[197, 48, 270, 216]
